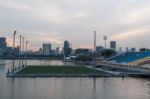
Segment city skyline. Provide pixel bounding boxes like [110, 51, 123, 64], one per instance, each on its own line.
[0, 0, 150, 50]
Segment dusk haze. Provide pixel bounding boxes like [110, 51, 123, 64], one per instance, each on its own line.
[0, 1, 150, 99]
[0, 0, 150, 50]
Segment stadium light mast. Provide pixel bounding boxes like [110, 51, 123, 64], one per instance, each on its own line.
[13, 30, 17, 54]
[103, 35, 107, 48]
[20, 35, 22, 55]
[22, 37, 24, 54]
[94, 31, 96, 52]
[93, 31, 96, 65]
[12, 30, 17, 72]
[26, 40, 28, 54]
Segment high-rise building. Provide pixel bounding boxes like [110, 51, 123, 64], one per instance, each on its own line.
[43, 43, 51, 55]
[64, 41, 71, 56]
[0, 37, 7, 49]
[110, 41, 116, 49]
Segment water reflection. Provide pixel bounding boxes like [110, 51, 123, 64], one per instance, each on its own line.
[92, 77, 96, 99]
[0, 60, 150, 99]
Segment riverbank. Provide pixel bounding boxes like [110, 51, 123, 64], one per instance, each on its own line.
[7, 66, 114, 77]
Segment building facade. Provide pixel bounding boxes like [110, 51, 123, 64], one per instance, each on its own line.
[43, 43, 51, 55]
[0, 37, 7, 49]
[110, 41, 116, 49]
[64, 41, 71, 56]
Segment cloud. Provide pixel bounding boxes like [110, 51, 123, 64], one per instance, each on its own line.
[120, 6, 150, 25]
[1, 0, 150, 50]
[27, 32, 63, 49]
[6, 37, 20, 47]
[111, 27, 150, 40]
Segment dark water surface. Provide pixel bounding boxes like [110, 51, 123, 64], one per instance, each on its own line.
[0, 60, 150, 99]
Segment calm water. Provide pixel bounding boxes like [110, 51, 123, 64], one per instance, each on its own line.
[0, 60, 150, 99]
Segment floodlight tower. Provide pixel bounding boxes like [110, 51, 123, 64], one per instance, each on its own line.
[103, 35, 107, 48]
[13, 30, 17, 54]
[26, 40, 28, 53]
[20, 35, 22, 55]
[93, 31, 96, 65]
[94, 31, 96, 52]
[22, 37, 24, 54]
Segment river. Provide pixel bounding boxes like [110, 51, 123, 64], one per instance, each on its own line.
[0, 60, 150, 99]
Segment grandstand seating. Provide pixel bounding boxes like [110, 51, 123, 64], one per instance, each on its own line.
[107, 52, 150, 64]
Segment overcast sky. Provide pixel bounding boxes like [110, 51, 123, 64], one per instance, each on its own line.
[0, 0, 150, 51]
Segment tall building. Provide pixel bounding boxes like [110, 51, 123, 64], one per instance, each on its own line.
[43, 43, 51, 55]
[110, 41, 116, 49]
[64, 41, 71, 56]
[0, 37, 7, 49]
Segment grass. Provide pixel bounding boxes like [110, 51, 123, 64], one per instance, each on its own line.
[17, 66, 107, 75]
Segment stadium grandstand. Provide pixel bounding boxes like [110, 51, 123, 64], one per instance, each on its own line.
[106, 51, 150, 66]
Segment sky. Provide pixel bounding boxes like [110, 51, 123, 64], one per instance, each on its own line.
[0, 0, 150, 51]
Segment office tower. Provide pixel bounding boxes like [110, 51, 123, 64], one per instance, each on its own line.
[110, 41, 116, 49]
[64, 41, 71, 56]
[43, 43, 51, 55]
[0, 37, 7, 49]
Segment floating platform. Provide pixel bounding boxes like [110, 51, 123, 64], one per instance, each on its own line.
[6, 66, 113, 77]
